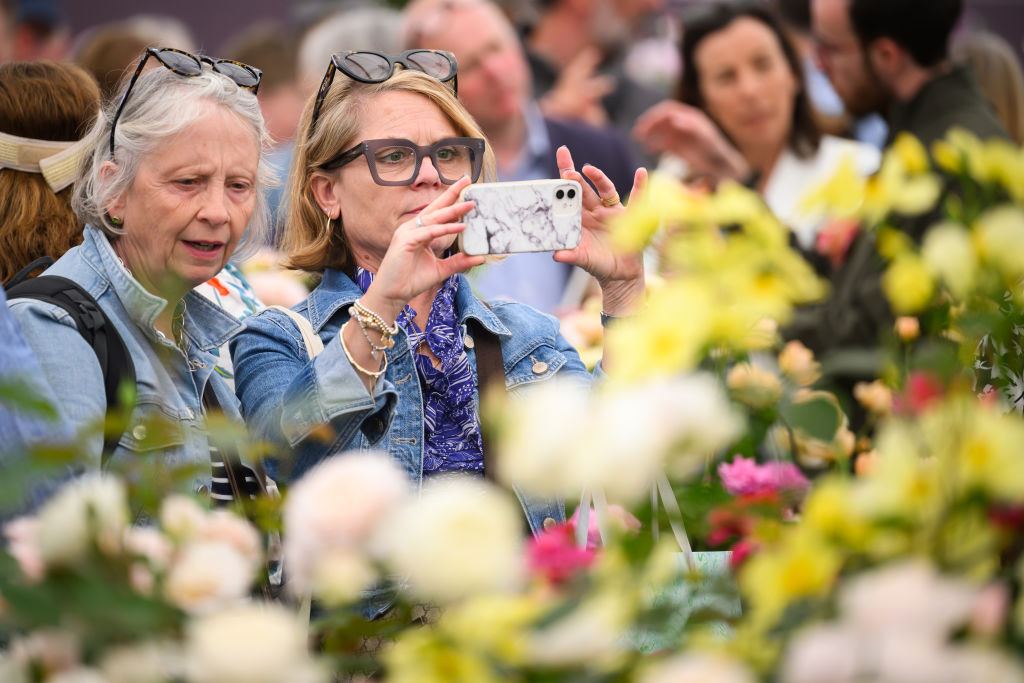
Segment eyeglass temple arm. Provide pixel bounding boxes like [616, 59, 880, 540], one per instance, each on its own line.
[108, 52, 152, 157]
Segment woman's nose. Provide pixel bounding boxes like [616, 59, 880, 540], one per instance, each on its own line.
[412, 154, 443, 187]
[197, 185, 231, 224]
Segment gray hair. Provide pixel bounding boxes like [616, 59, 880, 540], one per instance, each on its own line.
[298, 7, 403, 91]
[72, 64, 274, 261]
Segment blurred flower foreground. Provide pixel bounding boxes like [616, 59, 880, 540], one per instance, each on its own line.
[4, 130, 1024, 682]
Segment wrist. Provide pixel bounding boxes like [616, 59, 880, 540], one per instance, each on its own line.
[598, 276, 645, 318]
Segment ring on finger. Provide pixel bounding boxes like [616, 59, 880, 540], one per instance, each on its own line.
[600, 191, 620, 207]
[416, 215, 425, 228]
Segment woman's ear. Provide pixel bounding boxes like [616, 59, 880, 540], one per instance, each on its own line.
[310, 172, 340, 219]
[98, 160, 126, 218]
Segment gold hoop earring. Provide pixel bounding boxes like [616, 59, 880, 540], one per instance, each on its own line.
[324, 210, 334, 233]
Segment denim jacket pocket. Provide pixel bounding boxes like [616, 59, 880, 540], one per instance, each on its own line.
[504, 342, 567, 390]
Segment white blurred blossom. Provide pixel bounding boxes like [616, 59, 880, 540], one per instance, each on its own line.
[100, 641, 182, 683]
[164, 542, 255, 615]
[374, 477, 523, 603]
[4, 517, 44, 582]
[184, 603, 325, 683]
[310, 549, 376, 606]
[283, 452, 409, 599]
[159, 495, 208, 542]
[639, 653, 756, 683]
[35, 476, 128, 567]
[527, 591, 631, 668]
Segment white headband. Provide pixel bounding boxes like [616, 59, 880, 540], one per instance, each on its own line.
[0, 130, 93, 192]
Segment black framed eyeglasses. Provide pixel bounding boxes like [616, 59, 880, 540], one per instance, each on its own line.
[108, 47, 262, 157]
[308, 50, 459, 137]
[320, 137, 485, 186]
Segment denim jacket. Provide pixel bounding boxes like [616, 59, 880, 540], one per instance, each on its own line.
[6, 226, 244, 492]
[231, 268, 591, 534]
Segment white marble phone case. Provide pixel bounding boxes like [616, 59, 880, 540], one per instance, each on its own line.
[458, 180, 582, 256]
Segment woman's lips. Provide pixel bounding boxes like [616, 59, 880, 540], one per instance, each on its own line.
[182, 240, 225, 259]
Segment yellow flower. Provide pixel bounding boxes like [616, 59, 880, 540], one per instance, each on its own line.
[882, 254, 935, 314]
[952, 404, 1024, 501]
[863, 421, 943, 524]
[605, 280, 713, 378]
[611, 171, 706, 251]
[931, 139, 963, 175]
[440, 595, 540, 666]
[778, 340, 821, 386]
[891, 133, 931, 175]
[876, 226, 914, 260]
[726, 363, 782, 410]
[802, 478, 871, 550]
[740, 527, 842, 628]
[386, 629, 500, 683]
[974, 205, 1024, 279]
[800, 154, 866, 217]
[921, 222, 977, 300]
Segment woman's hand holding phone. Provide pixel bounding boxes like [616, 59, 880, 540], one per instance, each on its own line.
[552, 146, 648, 318]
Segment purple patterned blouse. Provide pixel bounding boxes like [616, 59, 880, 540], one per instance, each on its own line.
[355, 268, 484, 475]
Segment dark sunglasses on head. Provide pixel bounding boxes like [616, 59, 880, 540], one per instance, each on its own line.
[308, 49, 459, 138]
[109, 47, 262, 157]
[320, 137, 485, 186]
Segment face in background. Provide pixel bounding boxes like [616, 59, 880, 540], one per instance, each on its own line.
[109, 103, 259, 295]
[811, 0, 888, 116]
[589, 0, 665, 52]
[693, 16, 799, 158]
[314, 90, 462, 270]
[416, 2, 530, 133]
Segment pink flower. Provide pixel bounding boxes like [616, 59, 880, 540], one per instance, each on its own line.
[717, 456, 810, 497]
[526, 523, 596, 586]
[893, 371, 945, 415]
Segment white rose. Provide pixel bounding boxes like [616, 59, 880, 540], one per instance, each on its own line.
[496, 379, 591, 498]
[527, 592, 631, 667]
[44, 668, 107, 683]
[197, 510, 262, 568]
[640, 653, 757, 683]
[164, 542, 255, 614]
[159, 496, 208, 542]
[781, 624, 860, 683]
[283, 451, 408, 598]
[374, 476, 523, 603]
[654, 374, 744, 477]
[310, 549, 377, 606]
[35, 476, 128, 567]
[100, 641, 183, 683]
[184, 603, 325, 683]
[4, 517, 44, 582]
[123, 527, 173, 596]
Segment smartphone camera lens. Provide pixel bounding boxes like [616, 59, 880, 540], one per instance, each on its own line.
[567, 188, 576, 199]
[556, 189, 565, 199]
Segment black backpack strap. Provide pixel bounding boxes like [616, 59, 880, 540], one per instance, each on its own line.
[5, 256, 55, 289]
[5, 275, 136, 460]
[467, 314, 506, 483]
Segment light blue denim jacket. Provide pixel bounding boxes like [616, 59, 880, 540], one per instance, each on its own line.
[231, 268, 591, 534]
[6, 226, 244, 492]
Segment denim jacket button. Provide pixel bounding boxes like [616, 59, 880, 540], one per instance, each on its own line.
[542, 516, 557, 531]
[532, 361, 548, 375]
[463, 334, 475, 349]
[132, 424, 148, 441]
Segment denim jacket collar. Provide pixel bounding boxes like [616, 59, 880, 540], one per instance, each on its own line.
[81, 226, 243, 352]
[307, 268, 511, 337]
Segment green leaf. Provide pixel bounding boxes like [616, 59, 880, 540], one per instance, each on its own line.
[780, 396, 841, 442]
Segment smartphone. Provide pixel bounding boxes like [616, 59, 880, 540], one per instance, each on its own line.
[457, 179, 583, 256]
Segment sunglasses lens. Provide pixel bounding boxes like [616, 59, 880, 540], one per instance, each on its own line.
[405, 51, 454, 81]
[214, 61, 260, 88]
[341, 52, 393, 81]
[156, 49, 202, 75]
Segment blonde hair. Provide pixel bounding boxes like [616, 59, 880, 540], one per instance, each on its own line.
[954, 31, 1024, 146]
[284, 68, 496, 273]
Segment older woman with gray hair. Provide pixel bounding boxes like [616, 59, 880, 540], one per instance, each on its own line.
[7, 48, 271, 495]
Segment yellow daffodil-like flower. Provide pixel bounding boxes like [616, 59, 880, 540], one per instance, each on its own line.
[438, 595, 541, 667]
[891, 132, 931, 176]
[800, 154, 866, 217]
[973, 205, 1024, 280]
[802, 478, 872, 551]
[385, 628, 500, 683]
[862, 420, 943, 524]
[882, 254, 935, 314]
[610, 171, 708, 252]
[739, 527, 842, 629]
[921, 221, 977, 300]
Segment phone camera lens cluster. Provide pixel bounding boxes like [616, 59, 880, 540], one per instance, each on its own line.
[567, 188, 576, 199]
[556, 189, 564, 199]
[556, 188, 578, 200]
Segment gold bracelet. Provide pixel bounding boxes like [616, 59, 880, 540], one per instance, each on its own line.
[340, 322, 388, 380]
[349, 306, 391, 359]
[352, 300, 399, 336]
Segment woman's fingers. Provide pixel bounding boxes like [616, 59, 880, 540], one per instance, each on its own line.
[415, 200, 475, 228]
[627, 167, 648, 204]
[581, 164, 620, 210]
